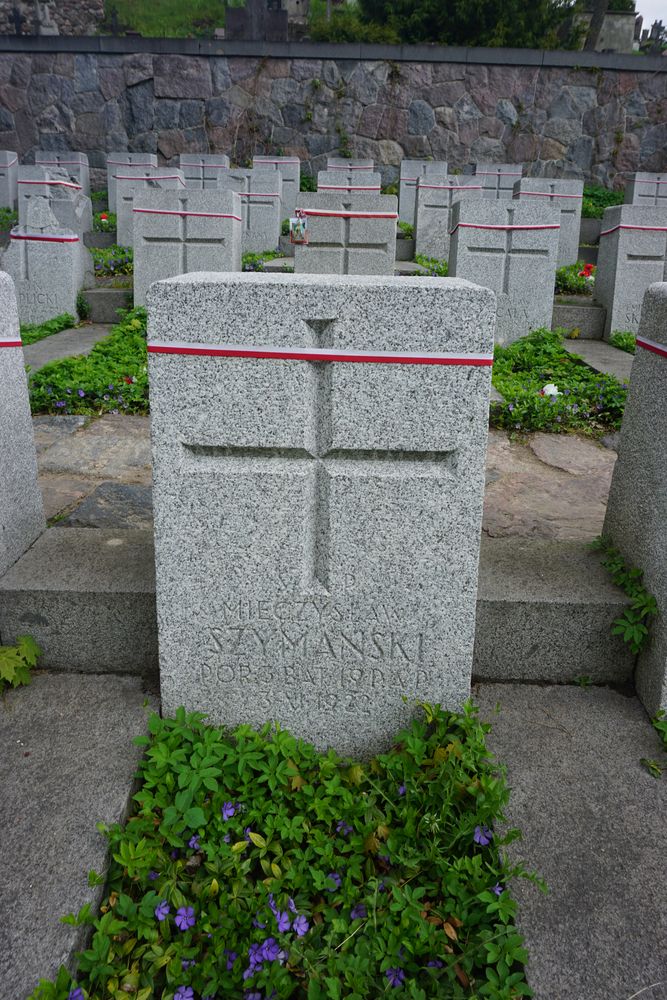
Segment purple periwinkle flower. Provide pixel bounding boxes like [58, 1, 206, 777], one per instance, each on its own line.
[175, 906, 196, 931]
[261, 937, 280, 962]
[221, 801, 236, 821]
[181, 958, 196, 970]
[288, 897, 297, 913]
[68, 989, 84, 1000]
[170, 848, 180, 860]
[66, 388, 72, 394]
[252, 917, 267, 929]
[379, 854, 391, 865]
[276, 910, 291, 933]
[426, 959, 444, 969]
[474, 824, 492, 846]
[77, 389, 85, 397]
[55, 401, 66, 408]
[492, 883, 504, 896]
[386, 967, 405, 988]
[326, 871, 341, 892]
[268, 892, 278, 916]
[223, 833, 231, 843]
[224, 949, 237, 971]
[188, 834, 200, 850]
[508, 403, 515, 412]
[174, 988, 194, 1000]
[244, 826, 252, 841]
[293, 913, 309, 937]
[245, 994, 262, 1000]
[336, 819, 353, 836]
[397, 783, 406, 796]
[154, 899, 170, 922]
[350, 903, 367, 921]
[148, 870, 159, 881]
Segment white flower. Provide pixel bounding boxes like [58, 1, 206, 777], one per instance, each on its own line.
[541, 383, 561, 397]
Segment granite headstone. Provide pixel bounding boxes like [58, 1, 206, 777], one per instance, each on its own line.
[513, 178, 584, 266]
[179, 154, 232, 189]
[624, 173, 667, 210]
[317, 169, 381, 195]
[106, 153, 158, 214]
[115, 169, 187, 246]
[240, 169, 282, 254]
[18, 166, 93, 237]
[0, 151, 19, 210]
[253, 156, 300, 220]
[473, 162, 524, 199]
[35, 151, 90, 197]
[327, 157, 374, 172]
[398, 159, 448, 226]
[147, 271, 495, 755]
[414, 176, 483, 261]
[294, 191, 398, 275]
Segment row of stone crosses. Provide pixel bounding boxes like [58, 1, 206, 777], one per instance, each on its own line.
[0, 148, 665, 345]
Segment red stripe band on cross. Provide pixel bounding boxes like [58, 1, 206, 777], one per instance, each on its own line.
[238, 192, 281, 198]
[419, 184, 484, 190]
[18, 179, 82, 190]
[296, 208, 398, 219]
[133, 208, 243, 221]
[518, 191, 583, 199]
[114, 174, 186, 187]
[318, 184, 381, 191]
[10, 233, 80, 242]
[147, 340, 494, 366]
[636, 335, 667, 359]
[0, 336, 23, 347]
[254, 159, 301, 164]
[600, 224, 667, 237]
[449, 222, 560, 234]
[184, 163, 233, 169]
[107, 159, 157, 166]
[36, 159, 84, 165]
[3, 157, 19, 167]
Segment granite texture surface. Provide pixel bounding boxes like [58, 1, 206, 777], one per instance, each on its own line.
[414, 174, 483, 260]
[594, 204, 667, 336]
[133, 187, 242, 306]
[115, 168, 186, 246]
[449, 198, 560, 343]
[179, 152, 231, 189]
[254, 155, 300, 220]
[0, 149, 18, 210]
[106, 151, 158, 215]
[398, 157, 448, 225]
[147, 272, 495, 754]
[473, 161, 524, 198]
[317, 168, 382, 193]
[513, 177, 584, 266]
[241, 168, 283, 255]
[294, 191, 398, 275]
[17, 165, 93, 236]
[624, 171, 667, 209]
[0, 272, 45, 577]
[604, 282, 667, 714]
[35, 149, 90, 197]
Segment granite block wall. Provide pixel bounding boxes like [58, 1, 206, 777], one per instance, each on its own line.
[0, 49, 664, 192]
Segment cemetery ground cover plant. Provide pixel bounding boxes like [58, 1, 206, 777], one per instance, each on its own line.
[641, 712, 667, 779]
[414, 254, 448, 276]
[590, 536, 657, 655]
[581, 184, 624, 220]
[243, 249, 283, 272]
[20, 313, 76, 346]
[93, 211, 117, 232]
[92, 244, 134, 278]
[609, 331, 636, 354]
[0, 635, 40, 693]
[30, 703, 540, 1000]
[554, 262, 595, 296]
[0, 206, 18, 229]
[490, 328, 627, 435]
[29, 308, 149, 416]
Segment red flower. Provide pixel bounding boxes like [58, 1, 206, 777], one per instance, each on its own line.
[100, 212, 108, 220]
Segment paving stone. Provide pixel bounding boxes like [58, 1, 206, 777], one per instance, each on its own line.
[23, 324, 112, 372]
[40, 475, 99, 521]
[475, 683, 667, 1000]
[32, 415, 90, 453]
[0, 673, 154, 1000]
[37, 414, 151, 482]
[528, 432, 616, 476]
[562, 339, 634, 382]
[58, 482, 153, 529]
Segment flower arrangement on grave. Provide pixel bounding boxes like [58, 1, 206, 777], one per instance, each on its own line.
[577, 263, 596, 287]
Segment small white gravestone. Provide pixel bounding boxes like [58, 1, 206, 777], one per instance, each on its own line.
[239, 169, 283, 254]
[106, 153, 158, 214]
[18, 166, 93, 237]
[624, 173, 667, 211]
[449, 199, 560, 344]
[0, 151, 19, 211]
[253, 156, 301, 221]
[414, 176, 483, 261]
[473, 162, 524, 200]
[294, 192, 398, 275]
[35, 151, 90, 197]
[594, 205, 667, 336]
[0, 272, 45, 577]
[513, 178, 584, 267]
[604, 282, 667, 715]
[133, 189, 243, 306]
[114, 169, 187, 247]
[2, 197, 90, 324]
[147, 271, 495, 755]
[179, 154, 232, 190]
[399, 159, 448, 226]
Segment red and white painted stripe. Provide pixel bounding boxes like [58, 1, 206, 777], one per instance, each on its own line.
[185, 162, 233, 169]
[318, 184, 381, 192]
[327, 164, 374, 171]
[296, 208, 397, 219]
[518, 191, 583, 199]
[600, 224, 667, 237]
[0, 334, 22, 348]
[636, 335, 667, 359]
[2, 156, 19, 168]
[35, 158, 85, 165]
[107, 159, 157, 166]
[254, 158, 301, 165]
[449, 222, 560, 234]
[418, 183, 483, 190]
[133, 208, 242, 221]
[114, 174, 186, 187]
[476, 170, 523, 176]
[238, 192, 281, 198]
[19, 179, 82, 190]
[147, 340, 493, 366]
[10, 233, 80, 242]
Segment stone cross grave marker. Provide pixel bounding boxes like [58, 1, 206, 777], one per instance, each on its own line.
[624, 173, 667, 210]
[253, 156, 301, 220]
[0, 151, 19, 210]
[513, 178, 584, 266]
[399, 159, 448, 225]
[327, 157, 374, 172]
[594, 205, 667, 336]
[35, 151, 90, 196]
[1, 196, 89, 324]
[115, 169, 187, 246]
[146, 272, 495, 755]
[107, 153, 158, 214]
[133, 189, 243, 306]
[414, 176, 483, 260]
[179, 154, 231, 189]
[294, 192, 398, 275]
[473, 162, 524, 199]
[239, 169, 282, 254]
[449, 199, 560, 344]
[0, 272, 46, 577]
[317, 169, 381, 195]
[604, 282, 667, 715]
[17, 166, 93, 236]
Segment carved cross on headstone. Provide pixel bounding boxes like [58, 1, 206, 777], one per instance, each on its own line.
[141, 196, 226, 273]
[181, 318, 456, 594]
[625, 236, 667, 282]
[467, 206, 549, 293]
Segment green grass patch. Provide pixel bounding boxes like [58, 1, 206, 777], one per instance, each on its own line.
[554, 262, 595, 296]
[300, 175, 317, 193]
[242, 249, 283, 272]
[20, 313, 76, 346]
[29, 308, 148, 416]
[91, 189, 108, 204]
[414, 255, 448, 276]
[92, 244, 133, 277]
[398, 221, 414, 239]
[491, 328, 627, 435]
[93, 211, 117, 232]
[609, 331, 636, 355]
[581, 184, 624, 220]
[29, 702, 539, 1000]
[104, 0, 229, 37]
[0, 206, 18, 229]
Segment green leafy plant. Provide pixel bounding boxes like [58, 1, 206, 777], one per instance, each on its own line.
[640, 712, 667, 778]
[382, 181, 399, 197]
[242, 249, 283, 272]
[20, 313, 76, 346]
[29, 701, 540, 1000]
[581, 184, 624, 220]
[397, 220, 414, 238]
[300, 175, 317, 193]
[574, 675, 592, 688]
[0, 635, 41, 693]
[590, 536, 658, 654]
[609, 331, 636, 355]
[491, 329, 628, 435]
[90, 189, 108, 204]
[76, 292, 91, 322]
[554, 262, 595, 296]
[93, 211, 117, 232]
[415, 254, 449, 276]
[92, 244, 133, 277]
[0, 206, 18, 229]
[29, 308, 149, 416]
[281, 218, 291, 237]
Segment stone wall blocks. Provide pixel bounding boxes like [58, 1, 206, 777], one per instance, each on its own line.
[204, 97, 233, 128]
[454, 93, 482, 124]
[9, 55, 32, 88]
[346, 65, 379, 105]
[70, 90, 102, 117]
[640, 123, 667, 170]
[426, 81, 466, 107]
[540, 137, 569, 161]
[568, 134, 595, 171]
[123, 54, 154, 88]
[28, 74, 63, 114]
[321, 60, 341, 90]
[281, 103, 305, 128]
[211, 58, 232, 94]
[228, 58, 261, 84]
[478, 116, 504, 140]
[154, 100, 181, 131]
[0, 105, 13, 131]
[357, 103, 384, 139]
[129, 132, 158, 154]
[379, 106, 408, 140]
[154, 56, 212, 100]
[505, 131, 540, 163]
[470, 136, 506, 161]
[496, 99, 518, 126]
[270, 76, 301, 105]
[124, 80, 155, 134]
[377, 81, 413, 110]
[434, 106, 458, 131]
[400, 134, 432, 158]
[542, 116, 583, 146]
[180, 100, 205, 129]
[74, 53, 98, 93]
[428, 125, 459, 160]
[408, 99, 435, 135]
[98, 66, 124, 102]
[291, 58, 323, 82]
[431, 63, 466, 84]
